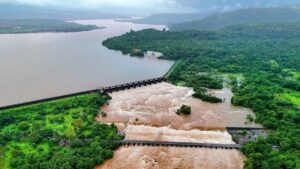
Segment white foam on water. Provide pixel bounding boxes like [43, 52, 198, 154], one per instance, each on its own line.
[124, 125, 235, 144]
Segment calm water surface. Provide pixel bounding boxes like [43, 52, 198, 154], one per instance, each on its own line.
[0, 20, 173, 106]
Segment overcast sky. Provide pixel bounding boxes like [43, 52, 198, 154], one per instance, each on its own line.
[0, 0, 299, 14]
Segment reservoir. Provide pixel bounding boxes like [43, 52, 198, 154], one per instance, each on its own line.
[0, 19, 174, 107]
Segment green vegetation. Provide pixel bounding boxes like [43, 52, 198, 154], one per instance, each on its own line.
[246, 114, 254, 122]
[0, 93, 122, 169]
[176, 105, 191, 115]
[102, 22, 300, 168]
[281, 90, 300, 106]
[192, 88, 223, 103]
[103, 29, 224, 103]
[0, 19, 100, 34]
[170, 8, 300, 31]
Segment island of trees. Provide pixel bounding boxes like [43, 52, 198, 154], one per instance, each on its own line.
[0, 93, 123, 169]
[102, 23, 300, 168]
[0, 19, 101, 34]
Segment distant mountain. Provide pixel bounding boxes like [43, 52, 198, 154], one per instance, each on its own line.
[170, 8, 300, 31]
[0, 4, 127, 20]
[124, 11, 216, 25]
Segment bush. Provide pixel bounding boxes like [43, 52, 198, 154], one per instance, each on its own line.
[177, 105, 191, 115]
[193, 90, 223, 103]
[246, 114, 254, 122]
[100, 111, 107, 117]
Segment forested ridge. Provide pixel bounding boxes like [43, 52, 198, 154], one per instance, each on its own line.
[103, 23, 300, 168]
[170, 8, 300, 31]
[0, 19, 99, 34]
[0, 94, 123, 169]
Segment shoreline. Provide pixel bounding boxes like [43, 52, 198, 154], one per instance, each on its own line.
[0, 26, 104, 35]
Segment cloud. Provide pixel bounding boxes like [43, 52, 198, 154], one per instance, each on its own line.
[0, 0, 299, 13]
[176, 0, 300, 9]
[0, 0, 186, 14]
[0, 0, 179, 8]
[1, 0, 55, 5]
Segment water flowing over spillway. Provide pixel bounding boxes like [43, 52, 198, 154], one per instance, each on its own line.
[123, 125, 235, 144]
[96, 82, 261, 169]
[98, 82, 260, 129]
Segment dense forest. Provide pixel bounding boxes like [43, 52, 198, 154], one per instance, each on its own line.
[103, 23, 300, 168]
[0, 19, 100, 34]
[170, 8, 300, 31]
[0, 94, 122, 169]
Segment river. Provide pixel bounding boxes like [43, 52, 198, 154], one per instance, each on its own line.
[1, 19, 252, 169]
[98, 82, 261, 129]
[96, 82, 262, 169]
[0, 19, 173, 107]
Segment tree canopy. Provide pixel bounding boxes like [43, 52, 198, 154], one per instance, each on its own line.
[102, 23, 300, 168]
[0, 93, 123, 169]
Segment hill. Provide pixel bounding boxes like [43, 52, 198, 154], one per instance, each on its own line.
[0, 4, 126, 20]
[124, 11, 215, 25]
[170, 8, 300, 31]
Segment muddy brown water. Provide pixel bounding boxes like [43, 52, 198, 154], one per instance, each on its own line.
[122, 125, 235, 144]
[97, 82, 261, 130]
[96, 82, 261, 169]
[96, 147, 244, 169]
